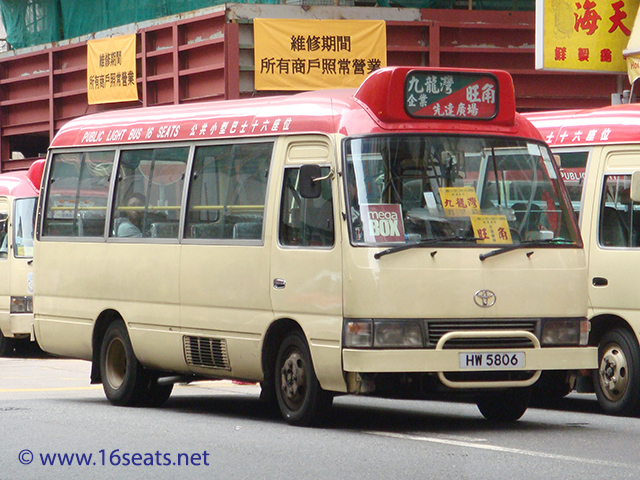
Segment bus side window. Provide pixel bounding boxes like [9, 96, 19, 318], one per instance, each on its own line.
[111, 147, 188, 239]
[598, 175, 638, 248]
[279, 166, 334, 248]
[185, 142, 272, 241]
[43, 152, 114, 238]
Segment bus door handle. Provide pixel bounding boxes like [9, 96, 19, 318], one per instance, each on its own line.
[592, 277, 608, 287]
[273, 278, 287, 289]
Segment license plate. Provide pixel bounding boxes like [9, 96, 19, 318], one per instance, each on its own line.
[459, 352, 525, 369]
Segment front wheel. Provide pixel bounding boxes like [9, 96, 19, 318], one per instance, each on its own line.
[275, 330, 332, 426]
[593, 328, 640, 416]
[476, 387, 531, 422]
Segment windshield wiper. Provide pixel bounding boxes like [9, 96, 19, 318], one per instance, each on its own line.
[374, 236, 480, 259]
[478, 238, 575, 261]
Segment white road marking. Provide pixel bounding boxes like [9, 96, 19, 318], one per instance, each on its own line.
[365, 431, 639, 470]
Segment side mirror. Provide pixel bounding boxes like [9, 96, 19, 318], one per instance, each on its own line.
[631, 171, 640, 203]
[299, 164, 322, 199]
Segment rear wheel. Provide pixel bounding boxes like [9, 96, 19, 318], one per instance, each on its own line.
[275, 330, 332, 426]
[593, 328, 640, 416]
[476, 387, 531, 422]
[100, 320, 150, 407]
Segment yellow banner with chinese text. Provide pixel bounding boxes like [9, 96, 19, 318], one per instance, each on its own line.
[87, 34, 137, 105]
[536, 0, 638, 72]
[253, 18, 386, 91]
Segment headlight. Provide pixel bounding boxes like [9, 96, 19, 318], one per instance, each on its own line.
[11, 296, 33, 314]
[374, 321, 423, 348]
[541, 318, 589, 346]
[344, 319, 423, 348]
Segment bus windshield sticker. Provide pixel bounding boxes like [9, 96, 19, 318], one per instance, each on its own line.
[423, 191, 438, 214]
[361, 204, 406, 244]
[470, 215, 513, 244]
[440, 187, 481, 217]
[404, 71, 498, 119]
[540, 147, 558, 179]
[527, 142, 541, 157]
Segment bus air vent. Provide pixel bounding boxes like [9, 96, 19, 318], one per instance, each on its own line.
[183, 336, 230, 370]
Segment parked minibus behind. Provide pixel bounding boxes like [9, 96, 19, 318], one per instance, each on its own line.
[528, 104, 640, 415]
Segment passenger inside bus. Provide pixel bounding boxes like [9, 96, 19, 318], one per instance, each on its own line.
[116, 193, 145, 238]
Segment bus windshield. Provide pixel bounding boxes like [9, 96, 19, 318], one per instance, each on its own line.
[13, 197, 37, 258]
[344, 135, 580, 247]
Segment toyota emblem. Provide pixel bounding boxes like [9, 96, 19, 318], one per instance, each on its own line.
[474, 289, 496, 308]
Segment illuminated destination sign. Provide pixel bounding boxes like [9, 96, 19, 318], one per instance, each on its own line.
[404, 71, 499, 120]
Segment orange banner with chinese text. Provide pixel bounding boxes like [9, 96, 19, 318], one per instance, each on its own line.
[254, 19, 386, 91]
[87, 34, 137, 105]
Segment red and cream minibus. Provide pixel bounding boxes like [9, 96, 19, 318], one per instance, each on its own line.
[33, 67, 595, 425]
[0, 160, 44, 355]
[528, 104, 640, 416]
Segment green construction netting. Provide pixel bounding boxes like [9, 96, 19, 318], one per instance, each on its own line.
[0, 0, 62, 48]
[377, 0, 533, 9]
[1, 0, 280, 49]
[1, 0, 534, 50]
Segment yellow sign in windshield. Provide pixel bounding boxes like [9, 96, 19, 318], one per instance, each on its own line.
[440, 187, 481, 217]
[471, 215, 513, 244]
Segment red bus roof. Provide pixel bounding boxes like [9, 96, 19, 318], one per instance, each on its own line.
[0, 159, 44, 197]
[525, 104, 640, 147]
[50, 67, 542, 149]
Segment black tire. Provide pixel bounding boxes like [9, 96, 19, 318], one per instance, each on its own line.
[0, 330, 15, 357]
[275, 330, 332, 426]
[593, 328, 640, 416]
[100, 321, 149, 407]
[140, 374, 173, 408]
[476, 387, 531, 423]
[533, 370, 573, 399]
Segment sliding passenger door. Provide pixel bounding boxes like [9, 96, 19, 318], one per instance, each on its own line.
[180, 141, 274, 379]
[587, 150, 640, 315]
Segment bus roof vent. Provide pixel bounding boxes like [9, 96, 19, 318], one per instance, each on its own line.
[183, 336, 230, 370]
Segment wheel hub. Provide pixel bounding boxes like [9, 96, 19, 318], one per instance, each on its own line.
[280, 351, 306, 408]
[105, 338, 127, 390]
[599, 345, 629, 402]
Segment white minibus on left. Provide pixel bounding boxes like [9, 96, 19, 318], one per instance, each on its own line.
[0, 160, 44, 355]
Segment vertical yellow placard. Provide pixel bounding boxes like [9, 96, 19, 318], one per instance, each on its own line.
[628, 55, 640, 82]
[254, 18, 387, 91]
[537, 0, 638, 72]
[440, 187, 481, 217]
[87, 34, 138, 105]
[470, 215, 513, 244]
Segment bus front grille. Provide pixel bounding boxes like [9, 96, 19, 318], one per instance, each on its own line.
[183, 336, 230, 370]
[426, 319, 538, 349]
